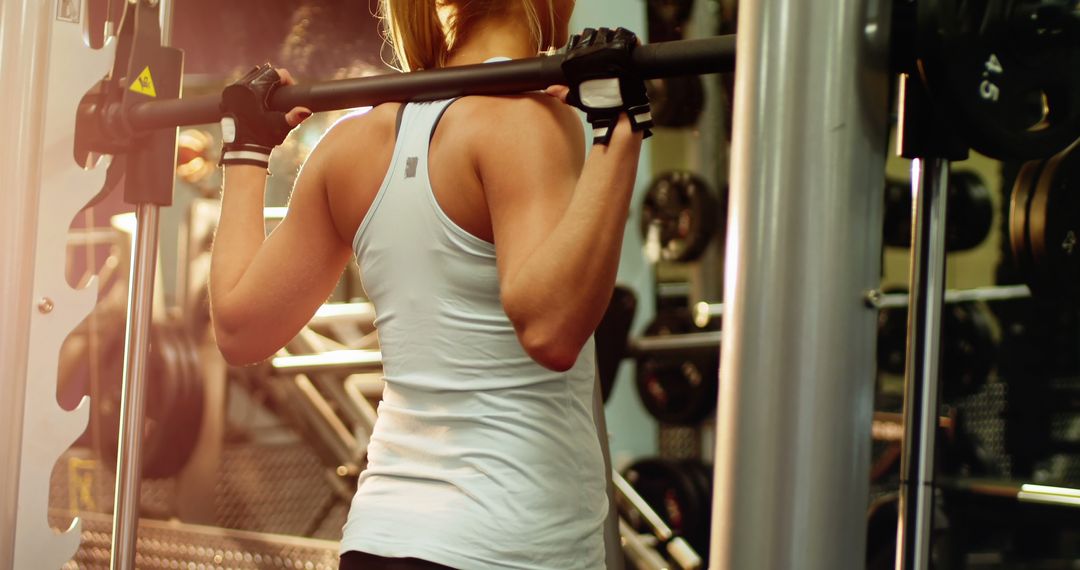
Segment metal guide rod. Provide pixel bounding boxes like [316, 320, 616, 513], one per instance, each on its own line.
[124, 35, 737, 130]
[111, 1, 177, 567]
[109, 203, 161, 570]
[896, 158, 951, 570]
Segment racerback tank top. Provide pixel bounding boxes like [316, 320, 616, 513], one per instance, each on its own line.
[339, 98, 608, 570]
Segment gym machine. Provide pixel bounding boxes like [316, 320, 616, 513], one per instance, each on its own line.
[2, 0, 736, 568]
[3, 0, 1076, 568]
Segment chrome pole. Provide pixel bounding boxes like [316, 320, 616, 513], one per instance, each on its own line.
[709, 0, 890, 566]
[110, 1, 174, 566]
[896, 158, 951, 570]
[109, 203, 161, 570]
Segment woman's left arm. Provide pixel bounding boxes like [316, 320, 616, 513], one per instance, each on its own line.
[210, 159, 352, 365]
[208, 66, 352, 365]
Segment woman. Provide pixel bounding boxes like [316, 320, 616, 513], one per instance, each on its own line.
[209, 0, 650, 567]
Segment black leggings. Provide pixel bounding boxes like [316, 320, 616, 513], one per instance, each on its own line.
[339, 551, 456, 570]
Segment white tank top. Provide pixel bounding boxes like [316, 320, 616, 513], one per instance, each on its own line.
[339, 98, 608, 570]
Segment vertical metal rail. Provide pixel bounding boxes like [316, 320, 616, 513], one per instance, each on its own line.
[709, 0, 891, 567]
[896, 158, 951, 569]
[110, 1, 175, 567]
[109, 204, 161, 570]
[0, 0, 46, 565]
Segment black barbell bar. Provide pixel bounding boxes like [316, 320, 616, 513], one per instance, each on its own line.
[124, 35, 737, 131]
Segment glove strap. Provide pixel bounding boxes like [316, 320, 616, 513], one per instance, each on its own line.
[220, 142, 273, 171]
[587, 114, 619, 146]
[626, 103, 654, 139]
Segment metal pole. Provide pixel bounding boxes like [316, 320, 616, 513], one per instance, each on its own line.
[710, 0, 891, 566]
[110, 2, 176, 566]
[0, 0, 46, 564]
[109, 203, 161, 570]
[896, 158, 951, 570]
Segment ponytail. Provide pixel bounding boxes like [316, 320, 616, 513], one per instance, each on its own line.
[382, 0, 448, 72]
[381, 0, 556, 72]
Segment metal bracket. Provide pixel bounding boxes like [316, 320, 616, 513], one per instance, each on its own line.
[13, 0, 117, 567]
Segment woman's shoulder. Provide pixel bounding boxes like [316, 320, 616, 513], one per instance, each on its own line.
[455, 94, 582, 136]
[321, 103, 401, 146]
[307, 103, 402, 175]
[449, 94, 584, 159]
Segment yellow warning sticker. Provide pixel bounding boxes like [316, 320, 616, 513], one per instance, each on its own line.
[129, 66, 157, 97]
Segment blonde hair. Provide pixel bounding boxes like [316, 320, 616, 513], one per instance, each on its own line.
[380, 0, 556, 72]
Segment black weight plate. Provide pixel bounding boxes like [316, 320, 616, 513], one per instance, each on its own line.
[1026, 142, 1080, 300]
[679, 459, 713, 560]
[876, 301, 909, 377]
[637, 356, 719, 425]
[139, 324, 184, 479]
[637, 311, 719, 425]
[648, 75, 705, 128]
[145, 324, 205, 479]
[595, 286, 638, 403]
[866, 493, 899, 570]
[645, 309, 696, 337]
[95, 323, 204, 479]
[624, 459, 710, 554]
[97, 323, 177, 477]
[882, 180, 913, 249]
[877, 298, 996, 399]
[946, 171, 995, 251]
[941, 303, 995, 401]
[646, 0, 694, 42]
[920, 0, 1080, 160]
[147, 323, 185, 479]
[883, 171, 993, 251]
[1010, 159, 1047, 281]
[178, 328, 205, 468]
[640, 171, 720, 263]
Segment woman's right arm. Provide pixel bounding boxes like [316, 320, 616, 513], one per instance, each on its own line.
[481, 96, 642, 371]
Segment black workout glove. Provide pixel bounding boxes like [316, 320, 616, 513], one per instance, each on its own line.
[561, 27, 653, 145]
[219, 64, 295, 171]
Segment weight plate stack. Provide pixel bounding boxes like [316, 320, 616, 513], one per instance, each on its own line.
[595, 286, 638, 403]
[865, 493, 899, 570]
[96, 321, 205, 479]
[640, 171, 721, 264]
[1011, 142, 1080, 301]
[636, 311, 719, 425]
[917, 0, 1080, 160]
[648, 75, 705, 128]
[623, 457, 713, 561]
[877, 299, 995, 402]
[646, 0, 695, 42]
[882, 170, 994, 252]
